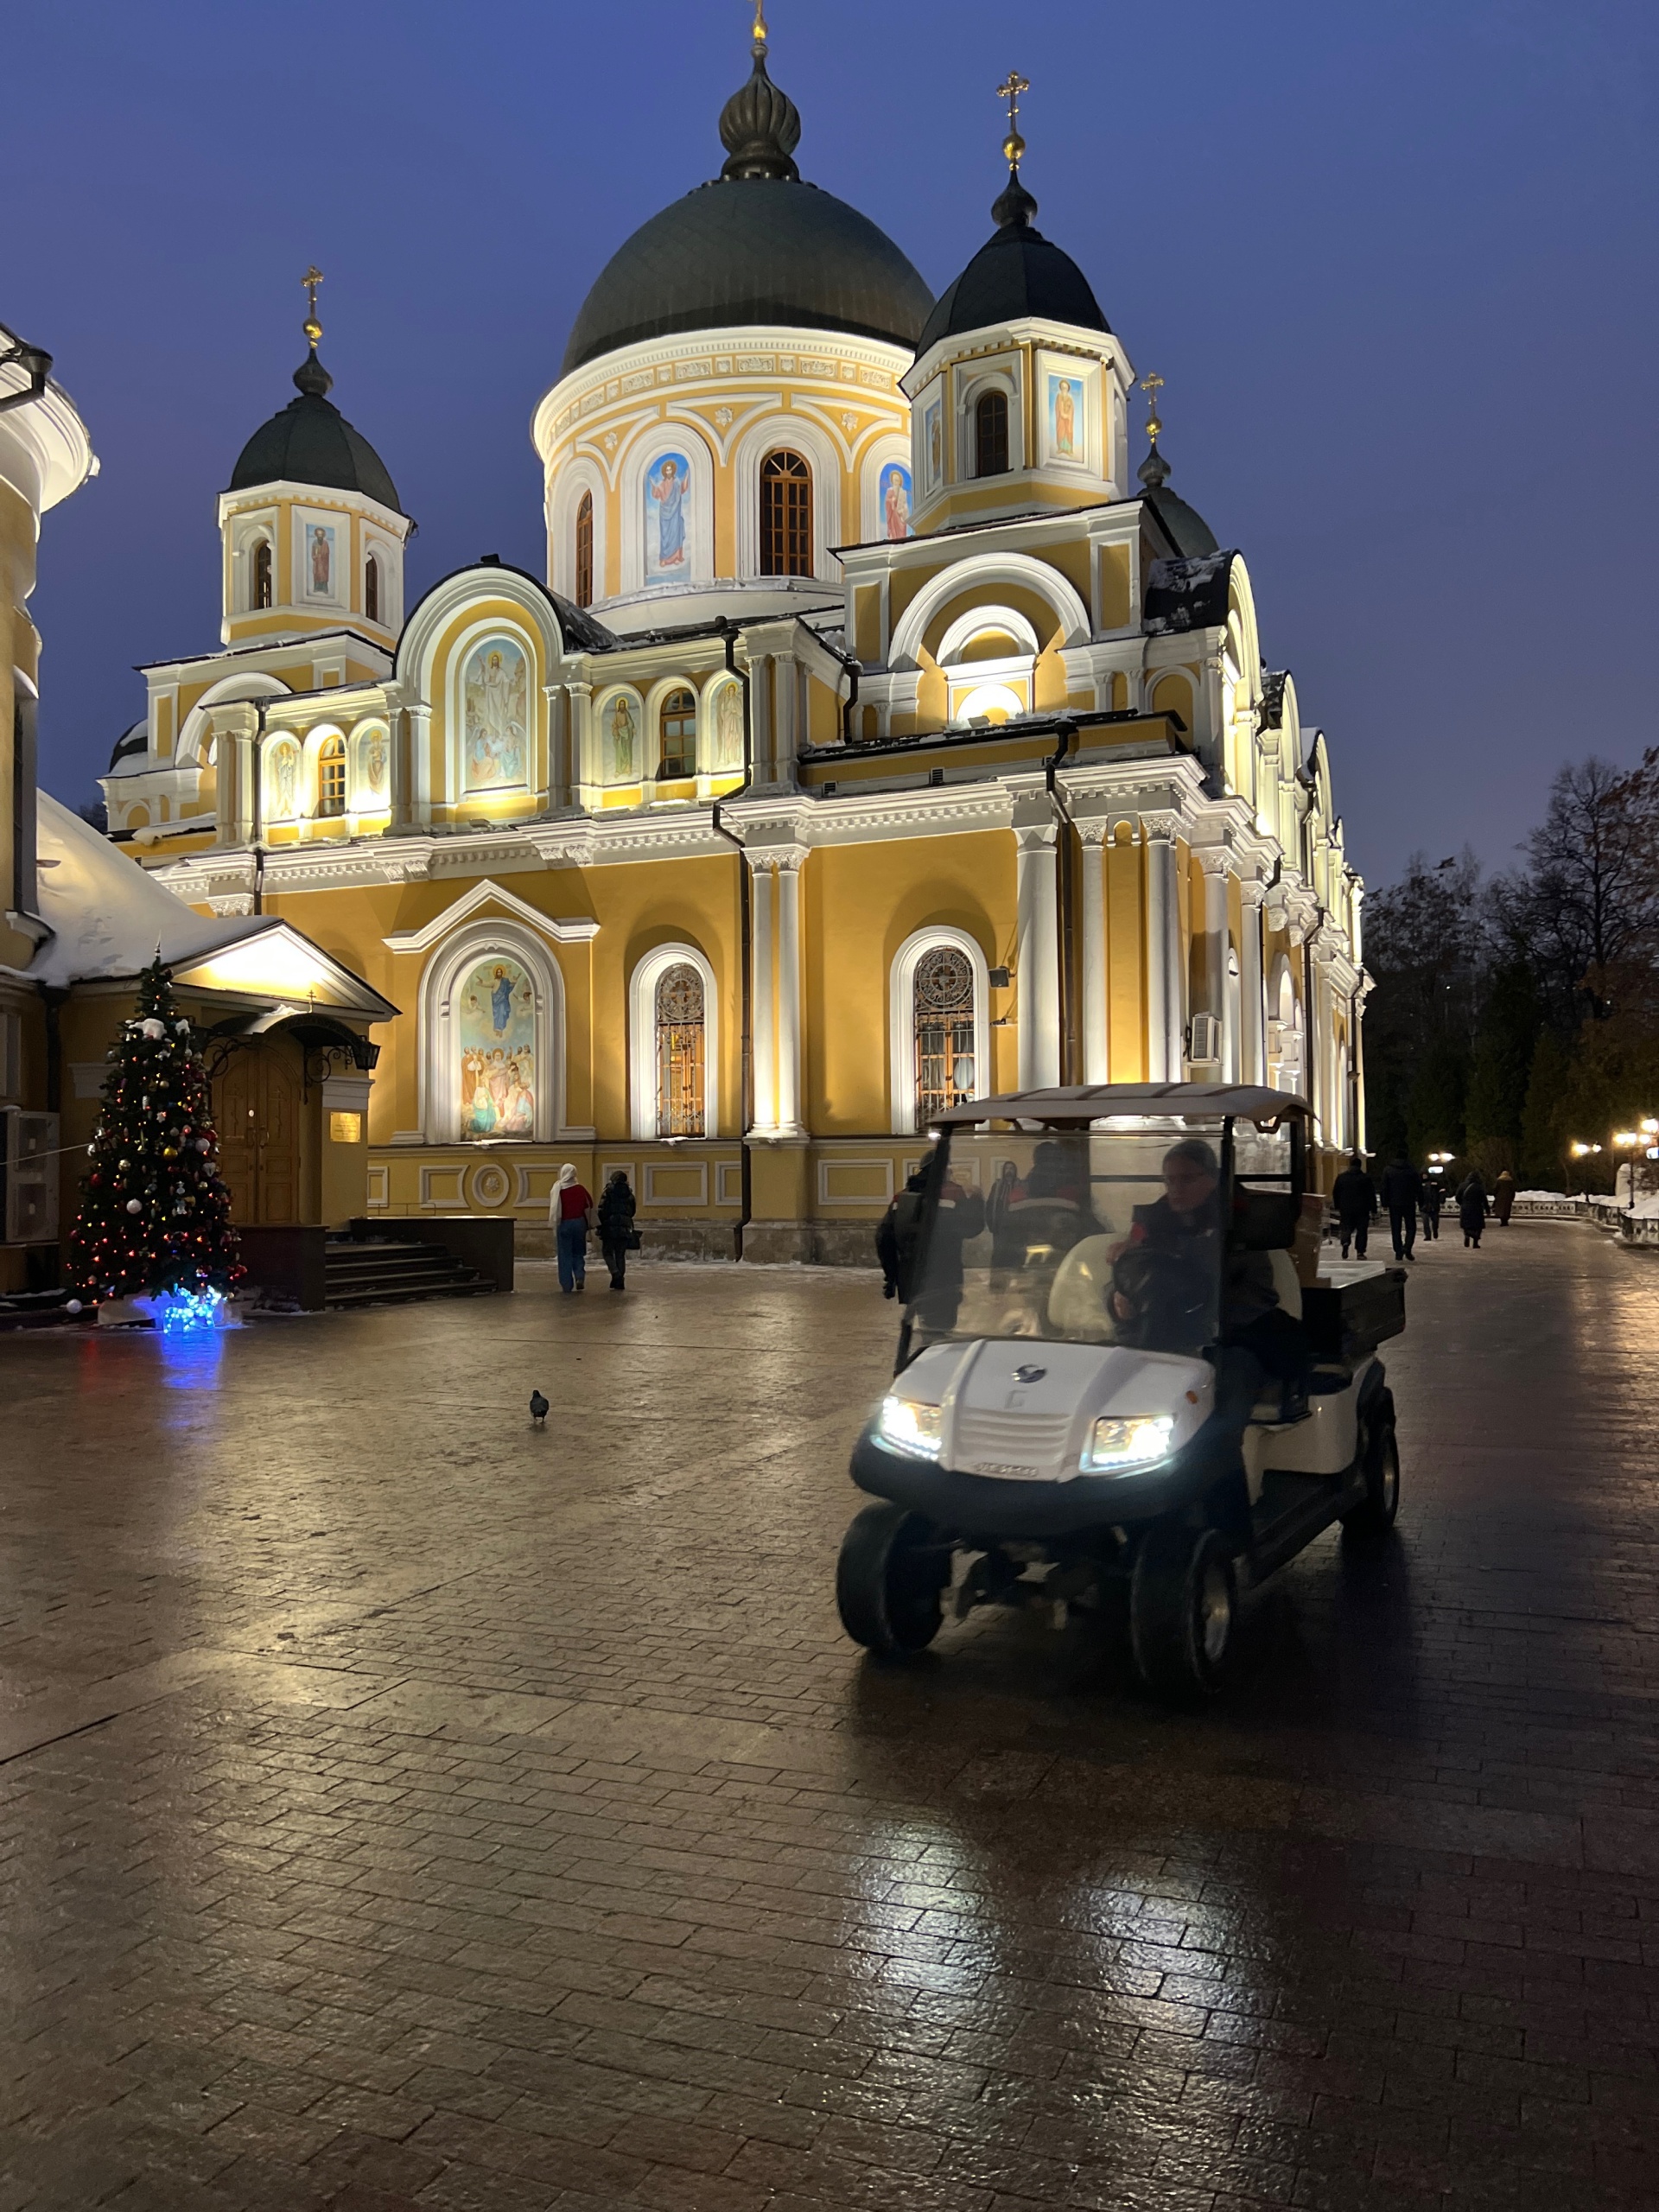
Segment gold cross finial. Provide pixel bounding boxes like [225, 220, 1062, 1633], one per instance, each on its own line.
[995, 70, 1029, 166]
[302, 265, 324, 352]
[1141, 369, 1164, 441]
[752, 1, 767, 54]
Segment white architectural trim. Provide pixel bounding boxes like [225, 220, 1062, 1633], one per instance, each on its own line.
[176, 671, 290, 770]
[382, 878, 599, 954]
[628, 941, 720, 1140]
[889, 925, 992, 1136]
[888, 552, 1090, 672]
[935, 603, 1042, 665]
[416, 918, 567, 1143]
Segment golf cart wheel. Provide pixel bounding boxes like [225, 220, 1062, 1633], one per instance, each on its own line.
[1342, 1390, 1401, 1539]
[836, 1503, 947, 1658]
[1129, 1520, 1236, 1701]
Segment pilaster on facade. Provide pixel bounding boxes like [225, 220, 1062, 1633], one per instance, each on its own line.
[1136, 807, 1187, 1084]
[743, 837, 808, 1142]
[1010, 792, 1061, 1090]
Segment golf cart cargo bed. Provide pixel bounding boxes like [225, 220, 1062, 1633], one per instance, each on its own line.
[1301, 1264, 1406, 1360]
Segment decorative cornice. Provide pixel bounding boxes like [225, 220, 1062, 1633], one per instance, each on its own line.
[381, 879, 599, 955]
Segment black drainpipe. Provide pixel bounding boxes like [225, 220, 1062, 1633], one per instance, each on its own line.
[709, 622, 754, 1257]
[806, 622, 861, 747]
[249, 697, 270, 915]
[1044, 720, 1080, 1084]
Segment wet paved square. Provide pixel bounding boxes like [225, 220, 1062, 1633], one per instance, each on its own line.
[2, 1225, 1656, 2210]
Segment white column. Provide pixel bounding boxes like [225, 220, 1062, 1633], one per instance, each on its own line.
[775, 855, 804, 1136]
[1079, 826, 1109, 1084]
[1239, 878, 1267, 1085]
[1014, 818, 1061, 1088]
[748, 655, 776, 785]
[1197, 851, 1230, 1068]
[772, 655, 799, 787]
[1144, 824, 1170, 1082]
[408, 702, 434, 823]
[543, 685, 568, 810]
[749, 857, 777, 1134]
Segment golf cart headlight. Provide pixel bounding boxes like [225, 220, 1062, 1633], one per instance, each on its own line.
[876, 1395, 944, 1459]
[1081, 1414, 1175, 1473]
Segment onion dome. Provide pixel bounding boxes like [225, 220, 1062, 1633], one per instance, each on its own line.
[227, 311, 402, 515]
[1136, 378, 1216, 556]
[559, 22, 931, 375]
[917, 162, 1109, 356]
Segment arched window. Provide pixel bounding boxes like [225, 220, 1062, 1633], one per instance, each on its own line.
[759, 448, 812, 576]
[317, 736, 347, 818]
[974, 391, 1010, 478]
[365, 551, 381, 625]
[912, 946, 977, 1130]
[251, 539, 272, 610]
[657, 688, 697, 780]
[575, 491, 594, 608]
[656, 963, 706, 1137]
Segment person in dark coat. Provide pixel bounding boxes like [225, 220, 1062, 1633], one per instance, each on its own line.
[1458, 1172, 1489, 1248]
[1421, 1175, 1443, 1241]
[875, 1152, 986, 1324]
[596, 1169, 637, 1292]
[1493, 1167, 1516, 1226]
[1331, 1154, 1376, 1260]
[1378, 1154, 1424, 1262]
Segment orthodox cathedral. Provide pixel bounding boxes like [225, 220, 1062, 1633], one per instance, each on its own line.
[100, 16, 1366, 1259]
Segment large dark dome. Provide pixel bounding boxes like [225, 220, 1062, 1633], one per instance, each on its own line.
[227, 353, 402, 514]
[918, 171, 1109, 357]
[559, 39, 931, 377]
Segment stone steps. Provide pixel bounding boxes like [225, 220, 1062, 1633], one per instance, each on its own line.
[323, 1237, 488, 1308]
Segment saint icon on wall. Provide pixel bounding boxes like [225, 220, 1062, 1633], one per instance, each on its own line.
[711, 682, 743, 772]
[361, 730, 388, 795]
[1048, 374, 1079, 459]
[458, 957, 536, 1139]
[268, 741, 299, 819]
[462, 637, 529, 790]
[645, 453, 691, 577]
[924, 400, 943, 492]
[605, 694, 638, 782]
[880, 463, 912, 541]
[307, 524, 335, 597]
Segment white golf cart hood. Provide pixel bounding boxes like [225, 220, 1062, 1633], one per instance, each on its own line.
[894, 1339, 1214, 1484]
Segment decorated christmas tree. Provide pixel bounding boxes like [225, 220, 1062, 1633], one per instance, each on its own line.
[70, 956, 241, 1314]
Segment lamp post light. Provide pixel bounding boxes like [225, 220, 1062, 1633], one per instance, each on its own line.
[1568, 1140, 1602, 1203]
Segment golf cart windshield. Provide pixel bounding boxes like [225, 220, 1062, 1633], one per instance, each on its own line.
[909, 1121, 1234, 1356]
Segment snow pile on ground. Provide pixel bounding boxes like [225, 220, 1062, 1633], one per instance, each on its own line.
[1516, 1190, 1571, 1201]
[1630, 1195, 1659, 1220]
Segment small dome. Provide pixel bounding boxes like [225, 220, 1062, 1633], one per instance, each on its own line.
[560, 40, 931, 376]
[918, 170, 1109, 356]
[227, 353, 403, 515]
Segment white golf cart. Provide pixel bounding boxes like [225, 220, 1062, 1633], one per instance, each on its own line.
[838, 1084, 1404, 1700]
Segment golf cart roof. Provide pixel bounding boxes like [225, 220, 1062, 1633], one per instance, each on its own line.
[932, 1083, 1312, 1128]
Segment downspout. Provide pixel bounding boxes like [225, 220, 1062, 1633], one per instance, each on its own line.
[1044, 720, 1079, 1084]
[709, 621, 753, 1257]
[249, 697, 269, 916]
[0, 340, 52, 417]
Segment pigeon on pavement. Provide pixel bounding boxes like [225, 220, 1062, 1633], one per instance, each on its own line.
[530, 1389, 550, 1426]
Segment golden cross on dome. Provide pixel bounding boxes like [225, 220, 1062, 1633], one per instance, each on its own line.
[995, 70, 1030, 165]
[752, 1, 768, 54]
[302, 265, 324, 351]
[1141, 369, 1165, 440]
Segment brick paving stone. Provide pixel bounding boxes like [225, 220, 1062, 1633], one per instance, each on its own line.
[2, 1234, 1658, 2206]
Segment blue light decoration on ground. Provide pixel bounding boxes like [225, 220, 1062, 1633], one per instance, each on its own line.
[155, 1285, 225, 1334]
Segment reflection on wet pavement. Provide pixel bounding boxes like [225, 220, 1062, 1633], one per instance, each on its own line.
[1, 1230, 1656, 2209]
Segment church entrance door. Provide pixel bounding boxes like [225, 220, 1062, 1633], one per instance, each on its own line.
[213, 1047, 299, 1224]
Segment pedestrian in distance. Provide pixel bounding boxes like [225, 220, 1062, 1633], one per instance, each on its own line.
[1379, 1154, 1424, 1262]
[1457, 1170, 1489, 1249]
[1331, 1153, 1376, 1261]
[1421, 1175, 1443, 1242]
[549, 1161, 595, 1293]
[596, 1167, 638, 1292]
[1493, 1166, 1516, 1226]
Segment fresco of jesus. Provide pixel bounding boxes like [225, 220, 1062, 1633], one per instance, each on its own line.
[649, 458, 688, 568]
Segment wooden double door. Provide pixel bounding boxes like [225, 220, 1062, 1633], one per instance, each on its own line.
[213, 1047, 300, 1224]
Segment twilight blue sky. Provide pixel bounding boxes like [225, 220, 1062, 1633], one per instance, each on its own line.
[9, 0, 1657, 887]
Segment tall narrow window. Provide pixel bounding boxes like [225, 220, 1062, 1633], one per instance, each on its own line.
[913, 946, 976, 1130]
[318, 736, 347, 818]
[365, 551, 381, 625]
[658, 688, 697, 780]
[656, 963, 706, 1137]
[974, 390, 1010, 478]
[251, 538, 272, 610]
[575, 491, 594, 608]
[759, 448, 812, 576]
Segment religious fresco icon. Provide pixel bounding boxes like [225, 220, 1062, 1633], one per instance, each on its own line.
[880, 462, 912, 541]
[923, 399, 943, 493]
[1047, 373, 1080, 460]
[645, 452, 691, 579]
[267, 741, 300, 819]
[604, 694, 639, 783]
[461, 637, 529, 791]
[305, 523, 337, 599]
[361, 729, 388, 796]
[458, 956, 536, 1139]
[711, 682, 743, 772]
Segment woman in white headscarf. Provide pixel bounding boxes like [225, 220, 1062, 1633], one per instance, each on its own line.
[548, 1160, 594, 1293]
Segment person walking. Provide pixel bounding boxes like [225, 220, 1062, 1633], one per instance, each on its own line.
[1493, 1166, 1516, 1226]
[1331, 1153, 1376, 1261]
[549, 1161, 594, 1293]
[1421, 1176, 1443, 1242]
[1457, 1170, 1489, 1249]
[596, 1167, 637, 1292]
[1379, 1154, 1424, 1262]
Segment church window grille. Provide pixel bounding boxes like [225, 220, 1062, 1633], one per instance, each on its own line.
[318, 736, 347, 817]
[656, 963, 705, 1137]
[760, 448, 812, 576]
[365, 551, 381, 624]
[913, 946, 976, 1129]
[575, 492, 594, 607]
[251, 538, 272, 610]
[974, 391, 1010, 478]
[658, 688, 697, 779]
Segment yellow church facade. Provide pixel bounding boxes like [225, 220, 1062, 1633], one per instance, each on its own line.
[104, 29, 1365, 1262]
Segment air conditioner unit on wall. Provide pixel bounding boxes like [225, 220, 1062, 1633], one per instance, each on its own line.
[2, 1109, 60, 1244]
[1187, 1012, 1223, 1066]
